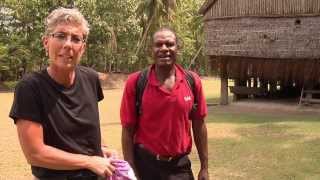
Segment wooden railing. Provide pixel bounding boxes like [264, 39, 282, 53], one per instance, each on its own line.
[299, 88, 320, 105]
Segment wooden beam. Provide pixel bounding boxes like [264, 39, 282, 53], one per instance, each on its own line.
[220, 58, 228, 105]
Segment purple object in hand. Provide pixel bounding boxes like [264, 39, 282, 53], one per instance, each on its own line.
[108, 159, 137, 180]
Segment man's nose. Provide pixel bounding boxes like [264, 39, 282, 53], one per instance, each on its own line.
[160, 44, 168, 51]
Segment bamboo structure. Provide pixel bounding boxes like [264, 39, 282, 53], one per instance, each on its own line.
[200, 0, 320, 104]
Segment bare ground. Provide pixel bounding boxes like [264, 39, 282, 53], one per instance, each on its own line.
[98, 72, 128, 90]
[1, 75, 319, 179]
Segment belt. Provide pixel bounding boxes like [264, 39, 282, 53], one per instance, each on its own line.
[135, 144, 187, 162]
[35, 170, 98, 180]
[67, 170, 98, 180]
[67, 174, 97, 180]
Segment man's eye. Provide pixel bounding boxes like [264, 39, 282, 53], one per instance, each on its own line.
[166, 43, 174, 47]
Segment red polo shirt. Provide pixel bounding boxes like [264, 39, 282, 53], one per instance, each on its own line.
[120, 64, 207, 156]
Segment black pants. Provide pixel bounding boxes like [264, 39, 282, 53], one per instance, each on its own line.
[134, 145, 194, 180]
[35, 177, 98, 180]
[33, 170, 99, 180]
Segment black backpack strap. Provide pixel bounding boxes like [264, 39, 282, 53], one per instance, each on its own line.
[135, 68, 149, 115]
[185, 70, 198, 111]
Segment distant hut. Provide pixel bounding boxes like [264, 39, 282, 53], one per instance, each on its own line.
[199, 0, 320, 105]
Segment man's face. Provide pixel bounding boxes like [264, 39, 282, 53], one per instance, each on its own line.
[152, 30, 178, 67]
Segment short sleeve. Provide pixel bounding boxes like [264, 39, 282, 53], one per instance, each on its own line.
[190, 72, 208, 121]
[120, 72, 140, 127]
[9, 80, 43, 124]
[96, 73, 104, 102]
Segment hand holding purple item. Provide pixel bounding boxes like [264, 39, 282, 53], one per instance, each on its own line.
[107, 158, 137, 180]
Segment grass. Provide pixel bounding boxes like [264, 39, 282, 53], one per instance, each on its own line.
[1, 77, 320, 179]
[207, 113, 320, 180]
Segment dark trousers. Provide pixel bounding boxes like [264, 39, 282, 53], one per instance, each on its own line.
[34, 176, 99, 180]
[33, 170, 99, 180]
[134, 145, 194, 180]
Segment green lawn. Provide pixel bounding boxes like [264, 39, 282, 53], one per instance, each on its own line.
[1, 77, 320, 179]
[206, 109, 320, 180]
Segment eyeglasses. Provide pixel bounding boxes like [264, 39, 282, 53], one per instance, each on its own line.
[50, 32, 86, 45]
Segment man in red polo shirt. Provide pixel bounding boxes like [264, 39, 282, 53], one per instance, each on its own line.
[120, 27, 208, 180]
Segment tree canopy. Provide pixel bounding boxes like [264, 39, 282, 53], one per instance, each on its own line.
[0, 0, 208, 81]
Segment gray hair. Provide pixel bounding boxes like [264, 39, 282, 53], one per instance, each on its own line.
[44, 7, 89, 39]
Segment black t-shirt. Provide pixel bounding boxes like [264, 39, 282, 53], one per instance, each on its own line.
[9, 66, 104, 178]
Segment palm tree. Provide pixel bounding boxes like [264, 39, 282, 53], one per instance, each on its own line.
[135, 0, 179, 55]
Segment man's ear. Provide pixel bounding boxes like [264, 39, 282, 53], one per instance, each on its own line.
[177, 37, 183, 50]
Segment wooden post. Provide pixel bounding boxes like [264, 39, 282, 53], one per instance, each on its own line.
[270, 81, 277, 94]
[238, 80, 248, 99]
[220, 59, 228, 105]
[247, 78, 252, 88]
[233, 79, 239, 101]
[253, 78, 258, 88]
[261, 79, 268, 96]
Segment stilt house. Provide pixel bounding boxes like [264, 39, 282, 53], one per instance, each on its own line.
[199, 0, 320, 104]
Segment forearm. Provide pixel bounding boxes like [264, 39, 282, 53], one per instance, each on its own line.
[25, 144, 93, 170]
[192, 119, 208, 169]
[20, 135, 113, 177]
[121, 126, 137, 173]
[16, 119, 105, 173]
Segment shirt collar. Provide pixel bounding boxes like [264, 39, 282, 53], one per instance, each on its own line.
[148, 64, 185, 86]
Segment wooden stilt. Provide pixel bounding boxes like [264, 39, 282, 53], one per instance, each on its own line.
[220, 58, 228, 105]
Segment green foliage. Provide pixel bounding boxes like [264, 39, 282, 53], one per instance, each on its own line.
[3, 80, 18, 90]
[173, 0, 208, 74]
[0, 0, 208, 81]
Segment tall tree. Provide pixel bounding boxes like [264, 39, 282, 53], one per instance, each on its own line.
[0, 0, 209, 80]
[173, 0, 205, 72]
[135, 0, 179, 56]
[78, 0, 140, 72]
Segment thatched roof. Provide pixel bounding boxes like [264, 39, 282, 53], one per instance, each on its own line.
[200, 0, 320, 19]
[203, 16, 320, 59]
[199, 0, 216, 15]
[201, 0, 320, 88]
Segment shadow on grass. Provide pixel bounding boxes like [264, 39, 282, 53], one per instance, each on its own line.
[206, 96, 234, 104]
[206, 97, 220, 104]
[207, 123, 320, 180]
[236, 123, 300, 140]
[206, 108, 320, 124]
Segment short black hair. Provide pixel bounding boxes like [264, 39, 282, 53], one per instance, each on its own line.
[152, 26, 182, 49]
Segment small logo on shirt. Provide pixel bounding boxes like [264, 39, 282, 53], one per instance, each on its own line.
[184, 96, 192, 101]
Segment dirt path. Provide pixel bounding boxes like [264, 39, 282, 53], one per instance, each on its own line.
[98, 72, 127, 89]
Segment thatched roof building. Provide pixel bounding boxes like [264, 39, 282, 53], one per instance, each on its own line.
[200, 0, 320, 104]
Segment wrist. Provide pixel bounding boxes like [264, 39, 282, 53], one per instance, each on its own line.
[101, 144, 108, 148]
[200, 156, 208, 169]
[200, 163, 208, 170]
[84, 155, 94, 171]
